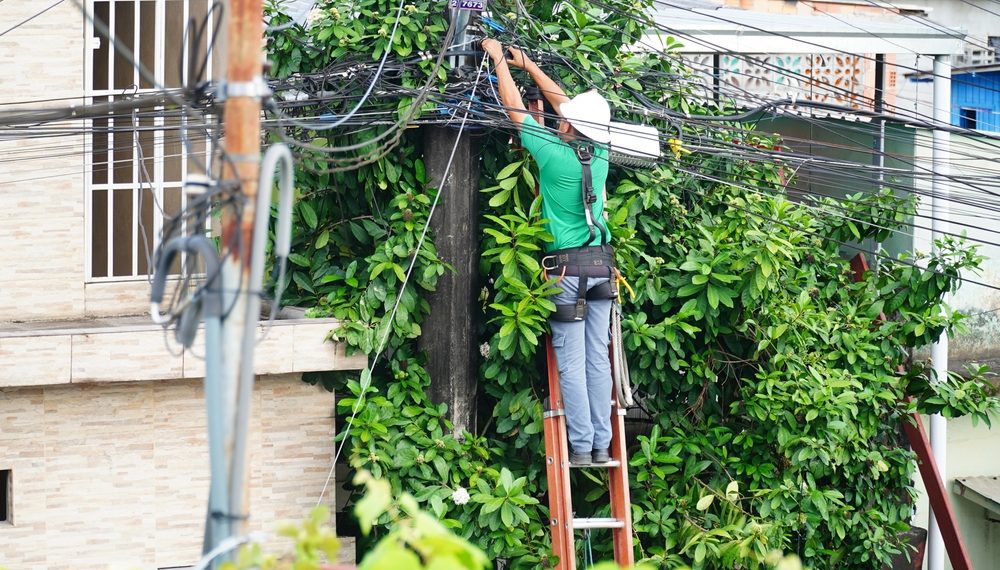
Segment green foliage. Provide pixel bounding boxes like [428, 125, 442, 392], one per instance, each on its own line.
[223, 472, 488, 570]
[354, 471, 491, 569]
[222, 506, 341, 570]
[265, 0, 1000, 568]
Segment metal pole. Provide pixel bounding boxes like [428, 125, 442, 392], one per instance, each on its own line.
[873, 54, 886, 184]
[220, 0, 263, 542]
[149, 235, 227, 560]
[713, 52, 721, 104]
[228, 144, 294, 535]
[927, 53, 951, 570]
[448, 8, 471, 70]
[873, 54, 886, 270]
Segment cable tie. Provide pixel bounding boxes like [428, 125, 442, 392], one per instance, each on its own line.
[185, 174, 214, 196]
[221, 77, 272, 100]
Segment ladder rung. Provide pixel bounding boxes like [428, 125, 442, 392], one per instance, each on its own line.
[573, 517, 624, 530]
[569, 460, 621, 468]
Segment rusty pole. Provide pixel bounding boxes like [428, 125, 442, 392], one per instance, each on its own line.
[220, 0, 263, 542]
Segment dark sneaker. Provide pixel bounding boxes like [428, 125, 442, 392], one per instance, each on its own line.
[592, 449, 611, 463]
[569, 450, 592, 465]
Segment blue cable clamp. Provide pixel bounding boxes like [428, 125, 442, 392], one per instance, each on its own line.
[480, 16, 506, 33]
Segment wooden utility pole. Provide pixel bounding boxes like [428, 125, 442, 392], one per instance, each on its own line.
[417, 9, 480, 435]
[418, 126, 481, 434]
[218, 0, 263, 542]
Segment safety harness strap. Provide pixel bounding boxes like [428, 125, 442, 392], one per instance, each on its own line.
[574, 144, 609, 248]
[550, 276, 618, 322]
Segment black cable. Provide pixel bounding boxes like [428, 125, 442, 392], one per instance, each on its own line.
[463, 98, 1000, 243]
[0, 0, 67, 38]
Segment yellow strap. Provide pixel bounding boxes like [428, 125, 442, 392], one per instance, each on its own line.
[613, 268, 636, 301]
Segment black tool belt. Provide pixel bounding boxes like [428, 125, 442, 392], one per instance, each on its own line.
[542, 244, 618, 322]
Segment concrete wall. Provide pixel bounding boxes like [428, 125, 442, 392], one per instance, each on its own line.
[912, 130, 1000, 369]
[910, 0, 995, 46]
[0, 0, 214, 320]
[0, 374, 339, 570]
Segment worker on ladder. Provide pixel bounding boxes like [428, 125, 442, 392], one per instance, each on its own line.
[482, 39, 616, 466]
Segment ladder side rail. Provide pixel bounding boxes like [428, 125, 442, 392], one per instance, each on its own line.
[545, 337, 577, 569]
[608, 351, 635, 566]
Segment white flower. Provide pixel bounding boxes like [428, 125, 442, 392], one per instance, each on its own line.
[479, 342, 491, 359]
[452, 486, 470, 506]
[306, 7, 323, 26]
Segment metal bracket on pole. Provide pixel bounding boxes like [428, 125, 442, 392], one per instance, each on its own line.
[215, 77, 272, 101]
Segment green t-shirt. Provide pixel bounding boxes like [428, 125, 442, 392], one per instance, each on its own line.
[520, 116, 610, 252]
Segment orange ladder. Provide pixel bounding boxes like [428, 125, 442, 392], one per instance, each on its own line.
[542, 337, 635, 569]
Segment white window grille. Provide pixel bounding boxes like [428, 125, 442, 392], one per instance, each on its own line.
[84, 0, 215, 280]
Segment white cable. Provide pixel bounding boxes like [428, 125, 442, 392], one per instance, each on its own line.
[315, 53, 491, 508]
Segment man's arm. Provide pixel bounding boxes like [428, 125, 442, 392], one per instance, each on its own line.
[482, 39, 528, 126]
[506, 47, 570, 114]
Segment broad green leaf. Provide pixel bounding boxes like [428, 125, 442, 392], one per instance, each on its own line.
[696, 494, 714, 511]
[496, 161, 523, 180]
[299, 202, 318, 229]
[314, 230, 330, 249]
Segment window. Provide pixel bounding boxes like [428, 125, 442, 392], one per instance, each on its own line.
[960, 108, 978, 130]
[85, 0, 215, 279]
[1, 469, 10, 524]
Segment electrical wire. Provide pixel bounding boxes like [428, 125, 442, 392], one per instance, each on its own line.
[0, 0, 68, 38]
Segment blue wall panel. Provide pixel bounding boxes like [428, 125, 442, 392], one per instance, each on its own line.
[952, 70, 1000, 132]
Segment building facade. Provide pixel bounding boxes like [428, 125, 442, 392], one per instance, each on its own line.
[0, 2, 363, 568]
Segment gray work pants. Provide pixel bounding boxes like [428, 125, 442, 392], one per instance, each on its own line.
[549, 276, 613, 454]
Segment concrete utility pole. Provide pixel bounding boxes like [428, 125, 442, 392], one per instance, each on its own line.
[927, 53, 952, 570]
[219, 0, 263, 543]
[417, 8, 480, 435]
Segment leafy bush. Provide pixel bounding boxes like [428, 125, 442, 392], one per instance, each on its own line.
[223, 471, 489, 570]
[265, 0, 1000, 567]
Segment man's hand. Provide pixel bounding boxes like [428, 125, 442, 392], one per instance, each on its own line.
[481, 38, 528, 125]
[481, 38, 504, 63]
[506, 47, 531, 70]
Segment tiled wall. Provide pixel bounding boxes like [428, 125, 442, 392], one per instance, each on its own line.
[0, 374, 339, 569]
[0, 2, 88, 321]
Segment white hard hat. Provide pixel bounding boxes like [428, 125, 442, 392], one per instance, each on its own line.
[560, 90, 612, 144]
